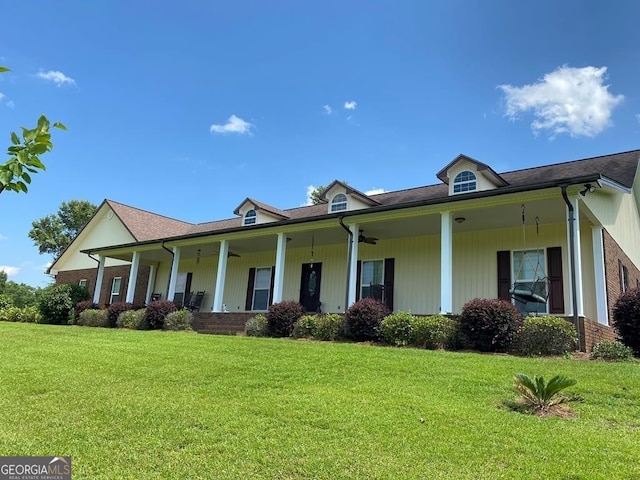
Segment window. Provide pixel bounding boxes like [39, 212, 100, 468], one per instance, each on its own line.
[512, 250, 546, 315]
[361, 260, 383, 300]
[619, 260, 629, 293]
[252, 267, 272, 310]
[453, 171, 477, 193]
[110, 277, 122, 304]
[78, 279, 87, 288]
[244, 209, 257, 225]
[330, 193, 347, 212]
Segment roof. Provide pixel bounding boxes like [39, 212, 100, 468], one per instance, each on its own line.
[232, 197, 290, 219]
[106, 200, 193, 241]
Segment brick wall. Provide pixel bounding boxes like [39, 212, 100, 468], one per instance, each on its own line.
[55, 265, 150, 307]
[602, 229, 640, 323]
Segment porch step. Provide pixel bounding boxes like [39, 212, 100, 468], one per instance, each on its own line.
[192, 312, 253, 336]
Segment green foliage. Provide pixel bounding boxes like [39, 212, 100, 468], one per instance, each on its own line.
[379, 311, 416, 346]
[37, 284, 74, 324]
[0, 294, 11, 309]
[266, 301, 306, 337]
[590, 340, 634, 362]
[163, 309, 194, 331]
[459, 298, 523, 352]
[312, 314, 343, 341]
[28, 200, 98, 257]
[245, 313, 268, 337]
[309, 185, 328, 205]
[0, 277, 40, 308]
[0, 306, 42, 323]
[516, 315, 577, 356]
[513, 373, 577, 415]
[117, 309, 148, 330]
[412, 314, 460, 350]
[612, 288, 640, 356]
[72, 300, 99, 325]
[291, 314, 317, 339]
[107, 302, 134, 328]
[144, 300, 178, 330]
[78, 309, 109, 327]
[344, 298, 388, 342]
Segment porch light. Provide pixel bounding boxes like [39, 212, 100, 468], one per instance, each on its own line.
[579, 184, 596, 196]
[455, 217, 466, 224]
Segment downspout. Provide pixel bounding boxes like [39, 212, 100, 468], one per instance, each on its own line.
[561, 185, 582, 351]
[161, 241, 174, 300]
[87, 253, 100, 301]
[338, 216, 353, 313]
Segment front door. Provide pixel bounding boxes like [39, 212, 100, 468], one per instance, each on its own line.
[299, 263, 322, 312]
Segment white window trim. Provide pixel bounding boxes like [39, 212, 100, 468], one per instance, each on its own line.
[244, 209, 257, 226]
[330, 193, 347, 212]
[252, 266, 272, 311]
[78, 279, 87, 288]
[110, 277, 122, 304]
[453, 171, 477, 194]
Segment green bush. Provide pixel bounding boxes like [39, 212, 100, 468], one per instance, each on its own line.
[266, 301, 306, 338]
[37, 284, 75, 325]
[516, 315, 577, 356]
[107, 302, 135, 328]
[412, 314, 459, 350]
[379, 312, 416, 346]
[67, 283, 91, 306]
[459, 298, 523, 352]
[245, 314, 268, 337]
[612, 288, 640, 356]
[164, 309, 194, 331]
[144, 300, 178, 330]
[72, 300, 99, 325]
[590, 340, 634, 362]
[313, 314, 344, 341]
[78, 309, 109, 327]
[0, 294, 12, 309]
[344, 298, 388, 342]
[292, 314, 317, 339]
[19, 306, 42, 323]
[117, 309, 148, 329]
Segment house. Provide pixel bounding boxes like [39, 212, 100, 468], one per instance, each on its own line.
[49, 149, 640, 350]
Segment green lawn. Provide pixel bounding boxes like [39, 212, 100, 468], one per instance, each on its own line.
[0, 323, 638, 479]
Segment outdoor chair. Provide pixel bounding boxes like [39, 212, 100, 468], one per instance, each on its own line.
[187, 291, 205, 312]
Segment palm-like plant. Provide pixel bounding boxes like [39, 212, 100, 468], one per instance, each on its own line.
[513, 373, 577, 414]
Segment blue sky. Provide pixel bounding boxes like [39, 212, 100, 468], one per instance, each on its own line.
[1, 0, 639, 287]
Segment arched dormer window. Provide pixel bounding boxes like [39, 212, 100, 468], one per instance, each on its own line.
[330, 193, 348, 212]
[244, 209, 257, 225]
[453, 171, 477, 193]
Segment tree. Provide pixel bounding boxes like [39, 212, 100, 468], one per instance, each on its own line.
[29, 200, 98, 257]
[309, 185, 327, 205]
[0, 66, 66, 195]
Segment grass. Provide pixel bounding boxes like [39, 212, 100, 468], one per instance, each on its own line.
[0, 322, 639, 479]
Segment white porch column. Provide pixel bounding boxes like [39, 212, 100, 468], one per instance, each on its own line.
[567, 198, 584, 316]
[125, 251, 140, 303]
[167, 246, 181, 302]
[93, 255, 106, 304]
[592, 226, 609, 325]
[145, 264, 157, 304]
[347, 223, 359, 307]
[213, 240, 229, 312]
[272, 233, 287, 304]
[440, 211, 453, 313]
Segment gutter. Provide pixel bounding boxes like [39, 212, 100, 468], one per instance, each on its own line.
[560, 185, 582, 351]
[338, 216, 354, 313]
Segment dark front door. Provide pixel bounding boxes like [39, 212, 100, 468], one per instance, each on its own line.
[299, 263, 322, 312]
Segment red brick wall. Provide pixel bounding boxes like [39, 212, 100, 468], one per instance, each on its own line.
[602, 229, 640, 323]
[55, 265, 150, 307]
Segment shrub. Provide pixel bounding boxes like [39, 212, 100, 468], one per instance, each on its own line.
[73, 300, 99, 325]
[516, 315, 577, 356]
[0, 294, 12, 309]
[37, 284, 75, 325]
[379, 312, 416, 346]
[513, 373, 577, 416]
[313, 314, 344, 341]
[459, 298, 522, 352]
[412, 314, 459, 350]
[164, 309, 194, 331]
[144, 300, 178, 330]
[78, 309, 109, 327]
[19, 306, 41, 323]
[612, 288, 640, 356]
[266, 301, 306, 338]
[107, 302, 134, 328]
[292, 314, 317, 339]
[344, 298, 388, 342]
[590, 340, 634, 362]
[67, 283, 91, 306]
[117, 309, 148, 330]
[245, 314, 268, 337]
[0, 306, 22, 322]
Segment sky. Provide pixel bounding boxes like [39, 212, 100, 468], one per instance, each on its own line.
[1, 0, 639, 288]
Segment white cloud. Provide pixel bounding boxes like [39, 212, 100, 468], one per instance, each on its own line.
[323, 105, 333, 115]
[36, 70, 76, 86]
[344, 101, 357, 110]
[499, 66, 624, 138]
[365, 188, 385, 195]
[210, 114, 254, 135]
[0, 92, 4, 101]
[0, 266, 20, 277]
[6, 100, 14, 109]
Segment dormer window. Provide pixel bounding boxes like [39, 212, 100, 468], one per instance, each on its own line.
[330, 193, 347, 212]
[453, 171, 477, 193]
[244, 209, 257, 225]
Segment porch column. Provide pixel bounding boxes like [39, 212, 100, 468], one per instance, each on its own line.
[167, 246, 181, 302]
[592, 226, 609, 325]
[347, 223, 359, 307]
[93, 255, 106, 304]
[145, 264, 157, 304]
[125, 251, 140, 303]
[212, 240, 229, 312]
[272, 233, 287, 304]
[440, 211, 453, 313]
[567, 198, 584, 316]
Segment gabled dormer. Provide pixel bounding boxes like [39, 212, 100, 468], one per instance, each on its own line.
[436, 154, 509, 196]
[233, 198, 290, 226]
[320, 180, 381, 213]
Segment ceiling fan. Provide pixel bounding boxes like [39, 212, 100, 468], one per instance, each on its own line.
[358, 229, 378, 245]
